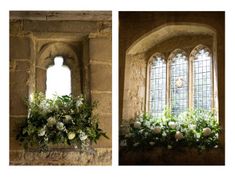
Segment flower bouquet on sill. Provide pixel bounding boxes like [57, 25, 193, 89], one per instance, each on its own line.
[17, 92, 108, 152]
[120, 108, 220, 151]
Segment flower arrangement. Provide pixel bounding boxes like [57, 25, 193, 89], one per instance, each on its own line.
[120, 108, 220, 150]
[17, 92, 108, 151]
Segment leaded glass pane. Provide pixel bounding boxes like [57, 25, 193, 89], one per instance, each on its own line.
[170, 53, 188, 116]
[149, 56, 166, 117]
[193, 48, 212, 110]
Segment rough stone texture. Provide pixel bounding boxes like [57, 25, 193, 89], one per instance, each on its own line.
[119, 148, 224, 165]
[10, 37, 31, 59]
[24, 21, 99, 33]
[10, 148, 112, 165]
[90, 64, 112, 91]
[10, 71, 29, 115]
[122, 54, 146, 120]
[94, 114, 112, 148]
[35, 67, 46, 93]
[92, 93, 112, 114]
[89, 38, 112, 62]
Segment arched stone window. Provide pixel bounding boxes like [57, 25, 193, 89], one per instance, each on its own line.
[46, 56, 71, 98]
[148, 53, 166, 117]
[146, 46, 216, 116]
[31, 42, 83, 98]
[169, 49, 188, 115]
[190, 45, 213, 110]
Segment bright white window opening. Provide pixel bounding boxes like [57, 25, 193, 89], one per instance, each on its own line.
[46, 56, 71, 98]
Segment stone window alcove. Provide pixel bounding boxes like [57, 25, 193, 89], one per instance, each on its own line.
[31, 42, 82, 98]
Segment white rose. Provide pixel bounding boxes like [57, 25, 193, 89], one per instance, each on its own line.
[68, 132, 76, 140]
[189, 124, 196, 130]
[38, 127, 46, 137]
[79, 131, 88, 141]
[149, 142, 155, 146]
[167, 145, 172, 149]
[133, 142, 139, 147]
[64, 115, 73, 123]
[203, 127, 212, 136]
[47, 117, 57, 127]
[175, 131, 184, 141]
[168, 121, 177, 129]
[162, 132, 167, 137]
[76, 99, 83, 109]
[134, 121, 141, 129]
[56, 122, 65, 131]
[153, 126, 161, 134]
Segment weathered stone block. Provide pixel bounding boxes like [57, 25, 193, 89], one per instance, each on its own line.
[10, 20, 23, 35]
[94, 114, 112, 148]
[10, 37, 31, 59]
[91, 93, 112, 114]
[24, 20, 98, 33]
[90, 64, 112, 91]
[89, 38, 112, 61]
[36, 68, 46, 93]
[10, 148, 112, 165]
[10, 71, 29, 115]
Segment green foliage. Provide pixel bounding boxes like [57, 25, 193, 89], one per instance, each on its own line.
[17, 92, 108, 151]
[120, 108, 220, 151]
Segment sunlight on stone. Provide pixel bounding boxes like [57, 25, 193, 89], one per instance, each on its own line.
[46, 56, 71, 98]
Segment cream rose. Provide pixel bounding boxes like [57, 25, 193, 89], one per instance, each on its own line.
[168, 121, 177, 129]
[153, 126, 161, 134]
[175, 131, 184, 141]
[68, 132, 76, 140]
[133, 121, 141, 129]
[203, 127, 212, 136]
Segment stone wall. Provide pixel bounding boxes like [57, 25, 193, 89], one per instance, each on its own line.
[10, 11, 112, 165]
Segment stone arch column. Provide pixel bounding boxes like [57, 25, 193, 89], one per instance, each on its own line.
[32, 42, 82, 97]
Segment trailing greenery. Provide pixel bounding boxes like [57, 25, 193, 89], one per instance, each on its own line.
[17, 92, 108, 151]
[120, 108, 220, 151]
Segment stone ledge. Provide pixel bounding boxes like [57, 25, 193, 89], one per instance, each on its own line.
[119, 147, 224, 165]
[10, 148, 112, 165]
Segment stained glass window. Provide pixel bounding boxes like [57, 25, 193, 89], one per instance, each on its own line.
[170, 51, 188, 116]
[149, 55, 166, 117]
[193, 47, 212, 110]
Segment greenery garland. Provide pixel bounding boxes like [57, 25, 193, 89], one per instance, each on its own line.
[120, 108, 220, 151]
[17, 92, 108, 151]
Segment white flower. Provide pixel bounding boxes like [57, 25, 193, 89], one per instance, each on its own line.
[79, 131, 88, 141]
[153, 126, 161, 134]
[64, 115, 73, 123]
[214, 145, 218, 148]
[47, 117, 57, 127]
[175, 131, 184, 141]
[133, 142, 139, 147]
[76, 99, 83, 109]
[56, 122, 65, 131]
[168, 121, 177, 129]
[149, 142, 155, 146]
[68, 132, 76, 140]
[162, 132, 167, 137]
[134, 121, 141, 129]
[167, 145, 172, 149]
[189, 124, 196, 130]
[203, 127, 212, 136]
[120, 140, 127, 147]
[38, 127, 46, 137]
